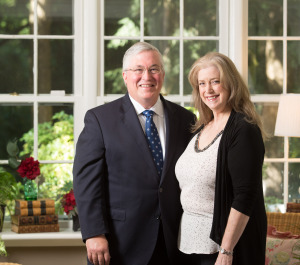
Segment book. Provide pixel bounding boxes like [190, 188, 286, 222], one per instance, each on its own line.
[287, 203, 300, 213]
[14, 207, 56, 216]
[11, 214, 58, 226]
[11, 223, 60, 233]
[15, 199, 55, 209]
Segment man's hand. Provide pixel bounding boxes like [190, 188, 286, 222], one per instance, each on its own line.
[86, 235, 111, 265]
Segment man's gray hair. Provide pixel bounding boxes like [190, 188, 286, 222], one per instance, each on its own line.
[122, 42, 164, 72]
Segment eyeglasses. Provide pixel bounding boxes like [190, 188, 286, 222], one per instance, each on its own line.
[125, 67, 162, 76]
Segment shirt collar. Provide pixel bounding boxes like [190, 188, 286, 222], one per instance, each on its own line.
[129, 95, 164, 118]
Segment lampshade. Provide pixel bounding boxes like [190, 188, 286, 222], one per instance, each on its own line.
[274, 94, 300, 137]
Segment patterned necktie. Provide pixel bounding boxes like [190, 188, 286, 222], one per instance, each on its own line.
[142, 110, 164, 177]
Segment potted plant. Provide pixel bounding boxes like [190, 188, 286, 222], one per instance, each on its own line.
[61, 189, 80, 231]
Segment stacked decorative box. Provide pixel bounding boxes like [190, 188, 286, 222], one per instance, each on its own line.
[11, 199, 59, 233]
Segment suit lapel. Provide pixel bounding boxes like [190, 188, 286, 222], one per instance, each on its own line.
[120, 94, 160, 182]
[160, 97, 178, 183]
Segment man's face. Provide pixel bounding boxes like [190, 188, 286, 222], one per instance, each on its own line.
[122, 50, 165, 109]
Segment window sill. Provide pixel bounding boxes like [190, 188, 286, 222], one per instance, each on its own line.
[1, 220, 84, 247]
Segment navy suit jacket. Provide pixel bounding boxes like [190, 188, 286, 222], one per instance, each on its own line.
[73, 94, 195, 265]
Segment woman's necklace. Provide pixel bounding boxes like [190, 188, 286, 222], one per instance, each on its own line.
[194, 127, 224, 153]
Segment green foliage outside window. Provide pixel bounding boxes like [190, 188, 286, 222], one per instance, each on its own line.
[4, 111, 74, 216]
[21, 111, 74, 214]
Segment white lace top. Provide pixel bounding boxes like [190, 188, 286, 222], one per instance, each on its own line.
[175, 130, 223, 254]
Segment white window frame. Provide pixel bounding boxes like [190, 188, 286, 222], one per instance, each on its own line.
[0, 0, 82, 167]
[93, 0, 230, 110]
[243, 0, 300, 209]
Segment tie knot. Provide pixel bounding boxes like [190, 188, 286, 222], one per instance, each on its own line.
[142, 110, 154, 118]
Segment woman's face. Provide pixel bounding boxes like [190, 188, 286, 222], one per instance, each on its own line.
[197, 65, 230, 114]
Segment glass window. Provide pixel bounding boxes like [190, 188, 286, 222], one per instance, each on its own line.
[37, 104, 74, 160]
[0, 0, 76, 216]
[102, 0, 223, 104]
[38, 0, 73, 35]
[0, 104, 33, 160]
[255, 103, 284, 158]
[184, 0, 217, 36]
[38, 39, 73, 94]
[287, 0, 300, 36]
[0, 0, 33, 35]
[289, 163, 300, 202]
[249, 0, 300, 212]
[263, 162, 284, 212]
[248, 40, 283, 94]
[104, 0, 140, 37]
[144, 1, 179, 36]
[287, 41, 300, 93]
[0, 40, 33, 94]
[248, 0, 283, 36]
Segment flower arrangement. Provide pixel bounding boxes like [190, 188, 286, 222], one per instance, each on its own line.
[61, 189, 77, 217]
[17, 157, 40, 180]
[16, 156, 40, 201]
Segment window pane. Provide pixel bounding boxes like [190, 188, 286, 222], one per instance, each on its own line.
[248, 40, 283, 94]
[38, 0, 73, 35]
[184, 0, 217, 36]
[38, 39, 73, 94]
[287, 0, 300, 36]
[0, 39, 33, 94]
[104, 40, 134, 94]
[104, 0, 140, 36]
[263, 162, 284, 212]
[144, 0, 179, 36]
[0, 104, 33, 159]
[248, 0, 283, 36]
[39, 163, 73, 212]
[289, 138, 300, 159]
[287, 41, 300, 93]
[289, 163, 300, 202]
[184, 40, 218, 95]
[255, 102, 283, 158]
[37, 104, 74, 160]
[0, 0, 33, 35]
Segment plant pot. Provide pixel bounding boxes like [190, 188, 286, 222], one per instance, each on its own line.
[0, 204, 5, 232]
[72, 214, 80, 232]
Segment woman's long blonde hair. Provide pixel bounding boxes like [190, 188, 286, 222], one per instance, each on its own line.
[189, 52, 267, 139]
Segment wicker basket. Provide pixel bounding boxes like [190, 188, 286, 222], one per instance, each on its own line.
[267, 212, 300, 235]
[0, 263, 22, 265]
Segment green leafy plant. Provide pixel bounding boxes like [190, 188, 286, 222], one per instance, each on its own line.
[0, 237, 7, 257]
[0, 168, 17, 253]
[0, 168, 17, 206]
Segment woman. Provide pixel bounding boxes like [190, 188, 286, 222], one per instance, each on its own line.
[175, 52, 267, 265]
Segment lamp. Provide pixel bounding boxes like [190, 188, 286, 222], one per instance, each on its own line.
[274, 94, 300, 137]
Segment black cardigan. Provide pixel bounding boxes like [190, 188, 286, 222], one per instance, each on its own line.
[210, 110, 267, 264]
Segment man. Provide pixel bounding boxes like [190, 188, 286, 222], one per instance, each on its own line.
[73, 42, 195, 265]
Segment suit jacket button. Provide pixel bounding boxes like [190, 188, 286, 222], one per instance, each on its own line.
[159, 187, 163, 193]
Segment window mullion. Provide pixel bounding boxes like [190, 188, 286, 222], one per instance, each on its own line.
[140, 0, 144, 41]
[179, 0, 184, 105]
[229, 0, 248, 80]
